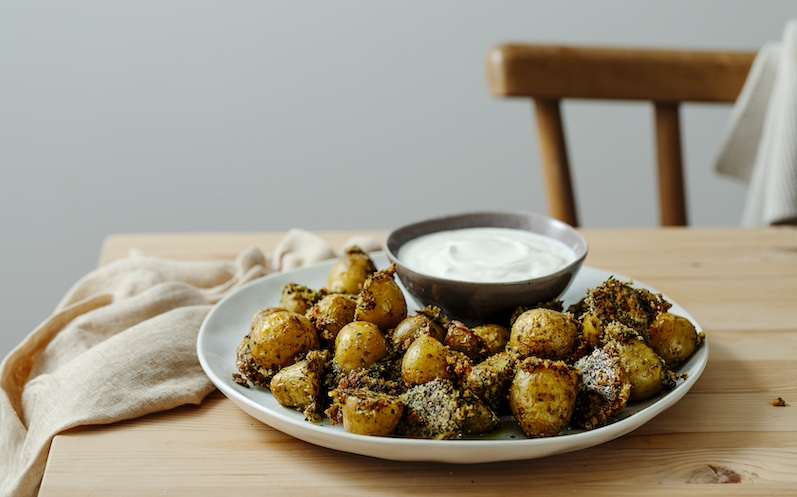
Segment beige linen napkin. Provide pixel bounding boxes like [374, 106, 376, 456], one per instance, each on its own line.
[0, 229, 378, 497]
[715, 19, 797, 226]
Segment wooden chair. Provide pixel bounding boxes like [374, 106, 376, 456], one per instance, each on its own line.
[486, 44, 756, 226]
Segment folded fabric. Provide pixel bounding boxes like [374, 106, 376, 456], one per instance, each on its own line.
[0, 229, 379, 497]
[715, 19, 797, 226]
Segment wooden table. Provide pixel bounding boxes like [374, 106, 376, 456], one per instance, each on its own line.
[39, 228, 797, 496]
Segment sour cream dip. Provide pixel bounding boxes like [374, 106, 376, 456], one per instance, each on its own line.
[397, 227, 577, 283]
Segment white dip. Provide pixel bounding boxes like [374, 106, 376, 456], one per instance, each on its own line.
[398, 227, 576, 283]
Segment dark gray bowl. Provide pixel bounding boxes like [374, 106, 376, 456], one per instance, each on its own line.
[384, 211, 588, 326]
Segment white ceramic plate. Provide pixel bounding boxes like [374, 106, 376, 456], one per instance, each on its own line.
[197, 253, 707, 464]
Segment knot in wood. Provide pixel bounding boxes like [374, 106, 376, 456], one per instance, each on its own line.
[687, 464, 743, 484]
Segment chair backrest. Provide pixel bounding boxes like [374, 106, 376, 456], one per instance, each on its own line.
[486, 44, 755, 226]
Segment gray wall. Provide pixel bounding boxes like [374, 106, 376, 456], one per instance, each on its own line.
[2, 1, 794, 358]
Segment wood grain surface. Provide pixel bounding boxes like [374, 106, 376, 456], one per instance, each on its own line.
[39, 228, 797, 496]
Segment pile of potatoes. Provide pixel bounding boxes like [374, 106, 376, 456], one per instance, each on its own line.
[234, 247, 704, 439]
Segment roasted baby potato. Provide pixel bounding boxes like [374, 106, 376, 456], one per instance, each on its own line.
[472, 323, 510, 356]
[391, 306, 447, 350]
[248, 310, 319, 372]
[604, 323, 675, 402]
[250, 307, 283, 332]
[340, 389, 405, 436]
[648, 312, 703, 366]
[509, 308, 579, 360]
[354, 264, 408, 330]
[509, 357, 579, 437]
[444, 320, 488, 362]
[401, 335, 462, 387]
[270, 349, 330, 421]
[327, 246, 378, 294]
[279, 283, 323, 315]
[579, 312, 604, 348]
[334, 321, 389, 373]
[306, 293, 357, 343]
[459, 388, 503, 435]
[464, 350, 519, 412]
